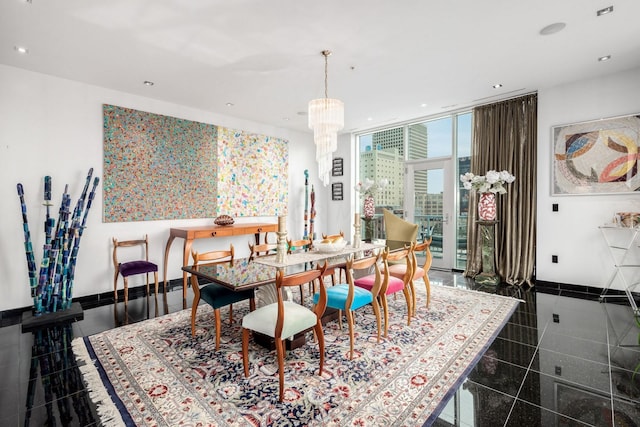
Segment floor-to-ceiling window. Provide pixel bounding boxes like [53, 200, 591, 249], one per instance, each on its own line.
[356, 112, 472, 270]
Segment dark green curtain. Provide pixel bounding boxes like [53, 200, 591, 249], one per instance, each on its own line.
[464, 94, 537, 286]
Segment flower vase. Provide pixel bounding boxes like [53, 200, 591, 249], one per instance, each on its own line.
[478, 192, 497, 221]
[363, 195, 375, 219]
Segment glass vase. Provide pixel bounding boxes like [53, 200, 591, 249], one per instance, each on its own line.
[478, 192, 497, 221]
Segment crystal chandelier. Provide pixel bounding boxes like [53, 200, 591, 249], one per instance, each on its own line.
[308, 50, 344, 186]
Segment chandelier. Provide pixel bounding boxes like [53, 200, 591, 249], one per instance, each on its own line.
[308, 50, 344, 186]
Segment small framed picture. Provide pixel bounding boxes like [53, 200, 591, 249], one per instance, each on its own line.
[332, 183, 343, 200]
[332, 158, 344, 176]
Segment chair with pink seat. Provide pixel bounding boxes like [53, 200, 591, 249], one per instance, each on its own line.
[355, 247, 413, 337]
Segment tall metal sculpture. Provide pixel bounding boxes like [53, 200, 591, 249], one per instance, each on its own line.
[309, 185, 316, 241]
[17, 168, 99, 316]
[303, 170, 309, 239]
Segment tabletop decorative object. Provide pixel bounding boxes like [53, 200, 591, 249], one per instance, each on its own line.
[214, 215, 234, 226]
[460, 170, 515, 221]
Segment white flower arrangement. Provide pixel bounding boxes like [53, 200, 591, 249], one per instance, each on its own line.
[354, 178, 389, 198]
[460, 170, 515, 194]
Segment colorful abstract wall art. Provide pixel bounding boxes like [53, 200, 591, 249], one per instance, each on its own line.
[103, 105, 288, 222]
[216, 127, 288, 217]
[552, 113, 640, 195]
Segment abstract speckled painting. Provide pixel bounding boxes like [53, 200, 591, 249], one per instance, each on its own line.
[103, 105, 288, 222]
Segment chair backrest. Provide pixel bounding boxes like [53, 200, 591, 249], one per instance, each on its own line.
[413, 237, 433, 271]
[344, 253, 382, 307]
[383, 209, 418, 251]
[248, 240, 277, 259]
[112, 235, 150, 269]
[287, 238, 312, 254]
[274, 264, 327, 337]
[321, 231, 344, 242]
[385, 245, 413, 282]
[192, 244, 234, 270]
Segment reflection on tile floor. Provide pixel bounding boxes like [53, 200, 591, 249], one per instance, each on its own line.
[1, 272, 639, 426]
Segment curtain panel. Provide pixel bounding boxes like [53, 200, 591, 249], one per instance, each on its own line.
[465, 94, 537, 286]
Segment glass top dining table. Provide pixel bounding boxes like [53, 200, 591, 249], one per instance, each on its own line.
[181, 242, 383, 292]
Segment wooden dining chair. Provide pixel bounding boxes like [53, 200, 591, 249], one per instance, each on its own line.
[355, 248, 413, 336]
[313, 253, 382, 360]
[287, 238, 313, 304]
[241, 264, 327, 402]
[321, 231, 344, 242]
[112, 234, 159, 304]
[248, 238, 278, 260]
[190, 244, 255, 350]
[387, 243, 418, 317]
[320, 231, 346, 283]
[411, 237, 433, 309]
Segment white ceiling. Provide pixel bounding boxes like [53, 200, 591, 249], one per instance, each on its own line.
[2, 0, 639, 134]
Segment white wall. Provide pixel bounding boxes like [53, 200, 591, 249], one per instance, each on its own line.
[537, 66, 640, 287]
[0, 64, 332, 311]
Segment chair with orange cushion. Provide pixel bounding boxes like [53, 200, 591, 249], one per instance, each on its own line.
[241, 264, 327, 402]
[313, 253, 382, 359]
[190, 244, 255, 350]
[411, 237, 433, 308]
[357, 247, 413, 336]
[112, 234, 159, 305]
[386, 243, 419, 317]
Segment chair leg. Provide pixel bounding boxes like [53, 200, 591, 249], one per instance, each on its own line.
[409, 278, 418, 317]
[371, 298, 382, 343]
[276, 338, 286, 402]
[153, 271, 159, 296]
[242, 328, 250, 377]
[113, 273, 119, 302]
[314, 319, 325, 375]
[229, 304, 233, 323]
[402, 286, 412, 326]
[145, 273, 150, 297]
[425, 274, 431, 308]
[298, 284, 305, 306]
[346, 309, 355, 360]
[214, 308, 222, 351]
[123, 277, 129, 305]
[249, 298, 256, 311]
[337, 309, 343, 330]
[380, 294, 389, 338]
[190, 294, 201, 337]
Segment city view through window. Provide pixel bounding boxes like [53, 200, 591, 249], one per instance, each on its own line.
[357, 113, 471, 269]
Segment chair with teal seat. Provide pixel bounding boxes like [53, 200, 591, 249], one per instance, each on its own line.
[313, 253, 382, 360]
[190, 244, 255, 350]
[355, 248, 413, 337]
[241, 264, 327, 402]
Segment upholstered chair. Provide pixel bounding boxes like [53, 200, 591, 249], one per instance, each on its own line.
[411, 238, 433, 308]
[112, 234, 159, 304]
[190, 245, 255, 350]
[313, 254, 382, 360]
[382, 208, 418, 251]
[241, 264, 327, 402]
[355, 248, 413, 336]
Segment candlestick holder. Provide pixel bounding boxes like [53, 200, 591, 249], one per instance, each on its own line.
[353, 223, 361, 248]
[276, 230, 288, 263]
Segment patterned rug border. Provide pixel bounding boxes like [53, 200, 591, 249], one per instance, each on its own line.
[73, 284, 521, 427]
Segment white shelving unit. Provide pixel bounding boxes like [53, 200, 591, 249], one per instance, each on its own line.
[598, 225, 640, 317]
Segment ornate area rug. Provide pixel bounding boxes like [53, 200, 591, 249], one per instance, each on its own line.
[73, 282, 520, 426]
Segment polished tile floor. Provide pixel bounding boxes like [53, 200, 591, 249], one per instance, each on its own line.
[1, 272, 639, 426]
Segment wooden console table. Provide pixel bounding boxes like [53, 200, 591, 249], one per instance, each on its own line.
[163, 222, 278, 300]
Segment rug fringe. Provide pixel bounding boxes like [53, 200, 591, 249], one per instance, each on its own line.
[72, 338, 127, 427]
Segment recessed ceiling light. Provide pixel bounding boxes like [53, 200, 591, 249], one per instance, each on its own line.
[420, 103, 428, 108]
[143, 80, 154, 86]
[225, 102, 234, 107]
[282, 117, 290, 121]
[297, 111, 308, 116]
[539, 22, 566, 36]
[598, 55, 612, 62]
[493, 83, 503, 89]
[597, 6, 613, 16]
[14, 46, 29, 54]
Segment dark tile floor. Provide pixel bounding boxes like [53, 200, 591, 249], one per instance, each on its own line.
[1, 272, 639, 427]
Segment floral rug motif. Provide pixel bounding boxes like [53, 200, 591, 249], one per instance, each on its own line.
[73, 283, 520, 426]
